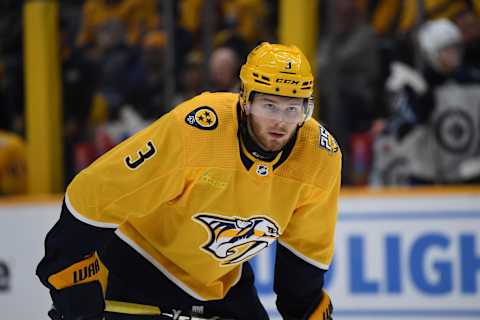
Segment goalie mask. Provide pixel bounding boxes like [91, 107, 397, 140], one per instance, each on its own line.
[239, 42, 314, 123]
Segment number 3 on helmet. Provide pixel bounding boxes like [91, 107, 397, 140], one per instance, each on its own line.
[239, 42, 315, 122]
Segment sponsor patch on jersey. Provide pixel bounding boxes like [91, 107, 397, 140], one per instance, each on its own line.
[185, 106, 218, 130]
[319, 125, 339, 154]
[193, 214, 280, 265]
[200, 170, 228, 189]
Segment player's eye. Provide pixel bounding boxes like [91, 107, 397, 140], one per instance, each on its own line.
[263, 103, 276, 111]
[286, 106, 300, 113]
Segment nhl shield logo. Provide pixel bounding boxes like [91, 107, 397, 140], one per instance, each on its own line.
[193, 214, 280, 265]
[185, 106, 218, 130]
[256, 164, 269, 176]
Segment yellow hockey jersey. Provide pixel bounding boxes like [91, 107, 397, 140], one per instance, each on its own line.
[65, 92, 341, 300]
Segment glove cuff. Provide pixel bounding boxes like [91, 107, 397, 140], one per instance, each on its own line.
[307, 289, 333, 320]
[51, 281, 105, 320]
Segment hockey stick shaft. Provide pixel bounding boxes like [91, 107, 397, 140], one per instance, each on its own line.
[48, 299, 225, 320]
[105, 299, 224, 320]
[105, 299, 162, 315]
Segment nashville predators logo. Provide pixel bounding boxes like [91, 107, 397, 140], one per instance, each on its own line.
[185, 106, 218, 130]
[193, 214, 280, 265]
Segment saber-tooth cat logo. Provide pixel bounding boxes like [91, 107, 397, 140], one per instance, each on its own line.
[194, 214, 280, 265]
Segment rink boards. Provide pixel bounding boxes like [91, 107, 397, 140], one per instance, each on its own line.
[0, 188, 479, 319]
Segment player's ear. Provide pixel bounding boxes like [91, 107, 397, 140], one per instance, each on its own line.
[244, 102, 252, 115]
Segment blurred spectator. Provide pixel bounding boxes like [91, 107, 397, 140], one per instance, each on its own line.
[0, 0, 23, 134]
[369, 0, 469, 37]
[0, 63, 7, 130]
[371, 19, 480, 185]
[221, 0, 269, 47]
[174, 50, 205, 104]
[317, 0, 381, 185]
[0, 130, 26, 195]
[76, 0, 159, 48]
[126, 31, 170, 120]
[179, 0, 270, 53]
[90, 19, 136, 120]
[179, 0, 204, 35]
[10, 0, 479, 190]
[213, 30, 249, 63]
[208, 46, 241, 92]
[0, 57, 23, 134]
[60, 30, 98, 184]
[452, 10, 480, 67]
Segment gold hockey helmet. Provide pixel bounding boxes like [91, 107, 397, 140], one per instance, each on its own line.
[239, 42, 314, 120]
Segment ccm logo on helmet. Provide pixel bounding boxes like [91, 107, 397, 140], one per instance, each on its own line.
[276, 79, 300, 85]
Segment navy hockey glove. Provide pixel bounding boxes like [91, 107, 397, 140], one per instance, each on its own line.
[49, 281, 105, 320]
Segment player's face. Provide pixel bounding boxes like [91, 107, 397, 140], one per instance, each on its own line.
[246, 94, 304, 151]
[438, 45, 462, 73]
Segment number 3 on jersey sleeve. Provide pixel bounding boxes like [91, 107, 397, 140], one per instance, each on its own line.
[124, 141, 157, 170]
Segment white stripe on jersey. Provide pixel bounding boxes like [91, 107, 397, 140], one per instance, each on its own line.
[65, 193, 119, 229]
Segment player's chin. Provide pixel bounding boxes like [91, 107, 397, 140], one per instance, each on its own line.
[264, 139, 287, 151]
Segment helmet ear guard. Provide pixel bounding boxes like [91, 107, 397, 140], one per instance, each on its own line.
[239, 42, 315, 122]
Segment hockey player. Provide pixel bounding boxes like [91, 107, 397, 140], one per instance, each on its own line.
[372, 19, 480, 185]
[37, 42, 341, 320]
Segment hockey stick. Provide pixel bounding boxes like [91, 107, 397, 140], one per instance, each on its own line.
[105, 299, 230, 320]
[48, 300, 229, 320]
[47, 301, 161, 320]
[105, 299, 161, 315]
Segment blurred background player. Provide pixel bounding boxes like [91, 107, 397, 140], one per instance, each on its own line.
[36, 43, 340, 320]
[371, 18, 480, 185]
